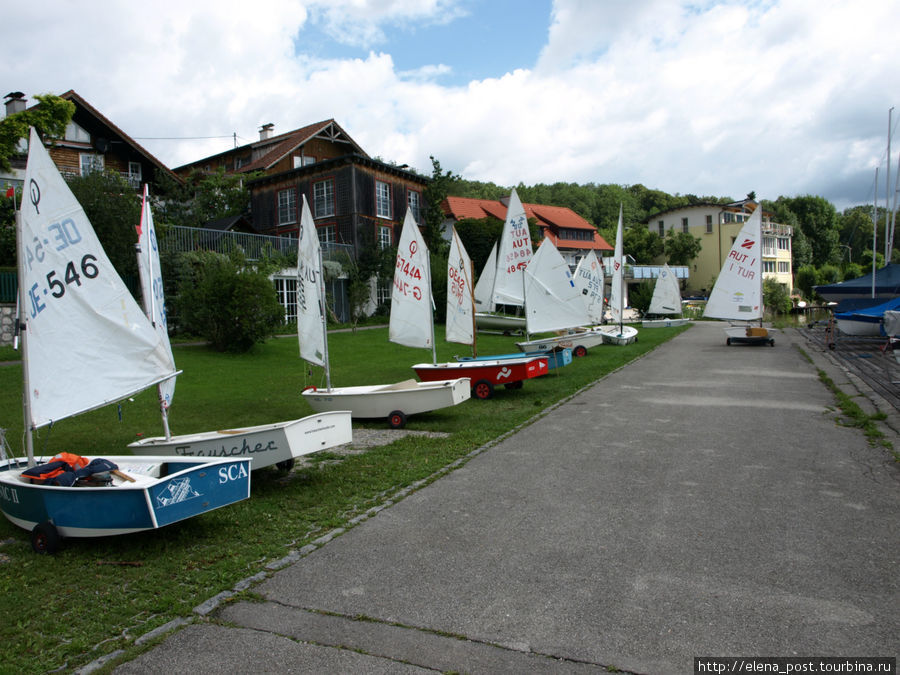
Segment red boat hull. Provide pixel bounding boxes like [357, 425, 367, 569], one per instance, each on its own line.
[412, 357, 548, 399]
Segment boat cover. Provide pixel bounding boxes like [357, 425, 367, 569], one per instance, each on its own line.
[815, 264, 900, 301]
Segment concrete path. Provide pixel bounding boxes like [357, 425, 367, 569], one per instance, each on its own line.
[113, 322, 899, 674]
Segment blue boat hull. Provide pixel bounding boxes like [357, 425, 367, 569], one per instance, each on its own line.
[456, 348, 572, 371]
[0, 456, 251, 538]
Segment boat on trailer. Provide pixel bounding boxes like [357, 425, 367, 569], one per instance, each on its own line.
[128, 187, 352, 469]
[413, 356, 548, 400]
[595, 204, 638, 345]
[456, 347, 572, 370]
[642, 264, 691, 328]
[301, 204, 469, 427]
[0, 128, 251, 554]
[703, 205, 774, 347]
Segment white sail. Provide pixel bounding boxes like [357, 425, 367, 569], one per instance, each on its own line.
[473, 242, 496, 311]
[446, 227, 475, 346]
[296, 195, 327, 368]
[491, 188, 532, 306]
[704, 206, 763, 321]
[20, 128, 177, 429]
[608, 204, 625, 324]
[136, 185, 176, 408]
[647, 264, 682, 315]
[389, 209, 433, 349]
[573, 249, 605, 324]
[524, 238, 591, 334]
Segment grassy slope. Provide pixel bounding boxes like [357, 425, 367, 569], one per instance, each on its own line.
[0, 324, 688, 673]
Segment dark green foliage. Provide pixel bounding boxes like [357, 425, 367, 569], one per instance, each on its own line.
[777, 195, 840, 266]
[628, 281, 654, 313]
[795, 264, 819, 300]
[454, 215, 504, 273]
[66, 170, 142, 281]
[763, 277, 792, 314]
[623, 225, 663, 264]
[155, 167, 258, 228]
[174, 250, 283, 352]
[0, 94, 74, 173]
[0, 192, 15, 266]
[422, 156, 458, 255]
[663, 230, 702, 265]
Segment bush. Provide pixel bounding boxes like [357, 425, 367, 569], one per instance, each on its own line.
[763, 278, 792, 315]
[174, 250, 284, 352]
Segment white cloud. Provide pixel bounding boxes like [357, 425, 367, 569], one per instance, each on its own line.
[3, 0, 899, 210]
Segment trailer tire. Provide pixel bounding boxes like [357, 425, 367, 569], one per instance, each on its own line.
[31, 521, 61, 555]
[473, 380, 494, 400]
[388, 410, 407, 429]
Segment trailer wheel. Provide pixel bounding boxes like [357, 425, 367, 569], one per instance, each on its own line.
[726, 338, 732, 345]
[473, 380, 494, 400]
[388, 410, 407, 429]
[31, 521, 61, 555]
[573, 345, 588, 358]
[769, 339, 775, 347]
[276, 459, 295, 472]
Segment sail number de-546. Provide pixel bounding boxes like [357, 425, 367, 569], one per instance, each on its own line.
[29, 254, 100, 317]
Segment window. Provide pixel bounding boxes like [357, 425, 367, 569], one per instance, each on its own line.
[376, 180, 392, 219]
[319, 224, 336, 245]
[778, 237, 790, 251]
[378, 225, 392, 249]
[314, 179, 334, 218]
[658, 220, 664, 237]
[127, 162, 142, 188]
[777, 261, 791, 274]
[408, 190, 421, 222]
[65, 121, 90, 143]
[681, 217, 688, 233]
[273, 277, 297, 324]
[79, 153, 104, 176]
[293, 155, 316, 169]
[763, 260, 776, 273]
[376, 281, 391, 305]
[706, 215, 713, 233]
[277, 188, 297, 226]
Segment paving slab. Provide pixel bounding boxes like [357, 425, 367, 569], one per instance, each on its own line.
[114, 322, 899, 674]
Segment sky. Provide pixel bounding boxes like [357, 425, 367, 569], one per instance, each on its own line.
[3, 0, 900, 213]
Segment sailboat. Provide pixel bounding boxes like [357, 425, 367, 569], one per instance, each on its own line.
[473, 189, 531, 334]
[703, 205, 775, 346]
[452, 228, 572, 370]
[595, 204, 638, 345]
[513, 238, 605, 357]
[573, 249, 605, 325]
[299, 202, 470, 428]
[401, 214, 548, 400]
[0, 128, 252, 554]
[128, 190, 352, 471]
[642, 263, 690, 328]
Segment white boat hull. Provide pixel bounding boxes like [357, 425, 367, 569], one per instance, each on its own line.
[595, 325, 639, 345]
[515, 329, 605, 357]
[0, 455, 251, 544]
[834, 317, 882, 336]
[474, 312, 526, 333]
[641, 317, 691, 328]
[128, 412, 353, 470]
[302, 378, 471, 428]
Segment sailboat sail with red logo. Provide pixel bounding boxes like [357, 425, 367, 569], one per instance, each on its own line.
[703, 205, 774, 346]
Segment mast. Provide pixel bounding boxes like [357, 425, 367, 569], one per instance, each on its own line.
[15, 208, 35, 467]
[873, 167, 879, 298]
[317, 246, 332, 390]
[886, 107, 894, 260]
[136, 185, 172, 440]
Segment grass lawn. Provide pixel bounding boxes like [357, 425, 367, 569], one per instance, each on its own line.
[0, 323, 689, 673]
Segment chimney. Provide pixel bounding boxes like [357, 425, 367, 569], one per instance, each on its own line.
[259, 123, 274, 141]
[4, 92, 26, 117]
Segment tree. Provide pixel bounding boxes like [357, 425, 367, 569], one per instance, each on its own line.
[763, 278, 791, 314]
[173, 249, 284, 352]
[66, 169, 142, 282]
[663, 230, 702, 265]
[421, 156, 458, 255]
[623, 225, 663, 264]
[0, 94, 75, 173]
[795, 265, 819, 300]
[778, 195, 840, 266]
[155, 167, 256, 228]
